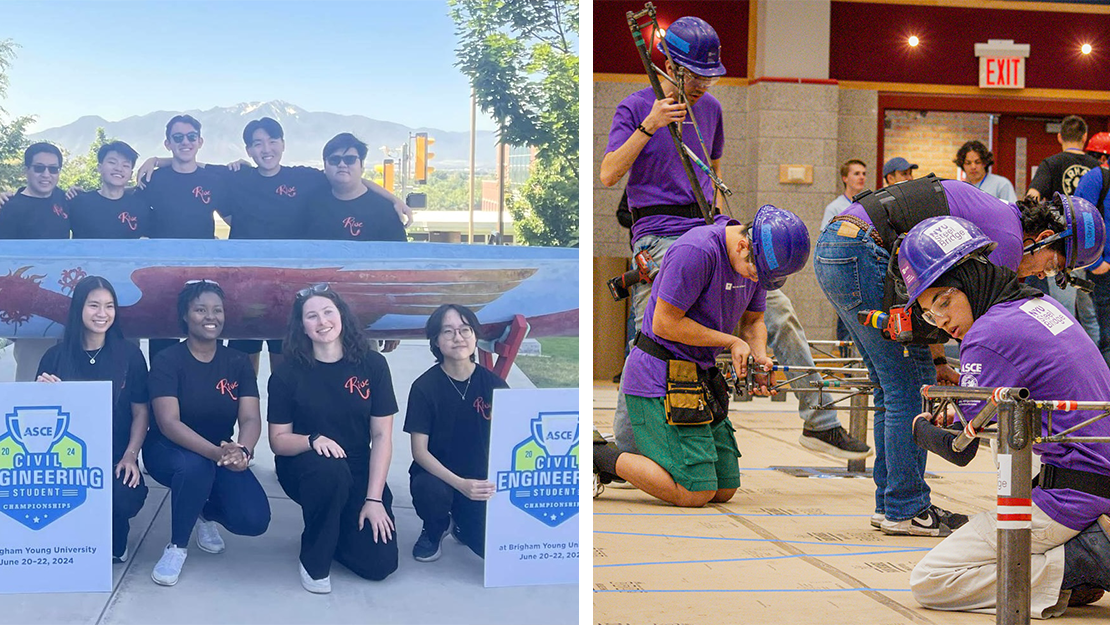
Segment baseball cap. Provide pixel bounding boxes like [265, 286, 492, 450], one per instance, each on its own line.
[883, 157, 919, 178]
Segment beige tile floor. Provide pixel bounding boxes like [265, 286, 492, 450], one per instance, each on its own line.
[592, 381, 1109, 624]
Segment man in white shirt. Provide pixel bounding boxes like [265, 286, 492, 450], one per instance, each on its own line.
[955, 140, 1016, 202]
[820, 159, 867, 230]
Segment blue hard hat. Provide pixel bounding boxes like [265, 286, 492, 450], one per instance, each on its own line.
[898, 216, 996, 304]
[657, 17, 726, 77]
[1059, 193, 1106, 272]
[749, 205, 811, 290]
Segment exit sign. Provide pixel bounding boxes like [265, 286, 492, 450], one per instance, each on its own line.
[975, 39, 1030, 90]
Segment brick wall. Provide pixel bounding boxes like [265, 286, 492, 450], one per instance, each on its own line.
[883, 110, 992, 183]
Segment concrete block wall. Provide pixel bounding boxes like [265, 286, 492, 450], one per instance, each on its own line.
[883, 109, 992, 182]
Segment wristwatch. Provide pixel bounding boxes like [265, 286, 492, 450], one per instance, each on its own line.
[933, 356, 949, 366]
[308, 433, 321, 449]
[238, 444, 253, 460]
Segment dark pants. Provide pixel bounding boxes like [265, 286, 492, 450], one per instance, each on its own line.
[276, 452, 398, 581]
[1089, 271, 1110, 369]
[410, 471, 486, 558]
[142, 434, 270, 547]
[112, 462, 148, 558]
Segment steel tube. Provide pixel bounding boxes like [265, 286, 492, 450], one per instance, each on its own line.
[847, 392, 868, 473]
[996, 400, 1032, 625]
[921, 385, 1029, 402]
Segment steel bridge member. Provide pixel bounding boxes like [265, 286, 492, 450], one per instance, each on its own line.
[898, 215, 1110, 617]
[814, 176, 1105, 537]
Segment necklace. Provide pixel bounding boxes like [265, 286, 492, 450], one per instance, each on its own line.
[442, 367, 472, 401]
[84, 346, 104, 365]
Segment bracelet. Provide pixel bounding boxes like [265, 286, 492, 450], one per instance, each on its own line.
[933, 356, 949, 366]
[308, 433, 320, 449]
[365, 497, 382, 503]
[238, 444, 253, 460]
[636, 123, 654, 138]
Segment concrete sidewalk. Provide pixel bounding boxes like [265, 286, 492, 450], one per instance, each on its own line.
[0, 341, 578, 625]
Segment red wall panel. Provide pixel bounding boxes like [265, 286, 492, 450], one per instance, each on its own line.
[830, 2, 1110, 91]
[594, 0, 750, 78]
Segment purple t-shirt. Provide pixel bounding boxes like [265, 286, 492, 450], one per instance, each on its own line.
[842, 179, 1023, 271]
[623, 221, 767, 398]
[957, 297, 1110, 531]
[605, 88, 725, 242]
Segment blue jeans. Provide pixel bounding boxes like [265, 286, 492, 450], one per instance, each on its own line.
[1089, 270, 1110, 369]
[613, 233, 842, 453]
[813, 222, 933, 521]
[143, 434, 271, 547]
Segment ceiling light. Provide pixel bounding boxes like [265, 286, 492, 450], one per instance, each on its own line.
[1082, 43, 1092, 55]
[908, 36, 920, 47]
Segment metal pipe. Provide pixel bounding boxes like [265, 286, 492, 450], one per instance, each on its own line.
[770, 365, 869, 375]
[921, 385, 1029, 402]
[847, 392, 868, 473]
[996, 400, 1032, 625]
[807, 340, 854, 346]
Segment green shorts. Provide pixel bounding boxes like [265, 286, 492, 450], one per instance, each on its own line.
[625, 394, 741, 492]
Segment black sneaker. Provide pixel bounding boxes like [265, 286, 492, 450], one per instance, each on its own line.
[799, 426, 873, 460]
[593, 429, 622, 486]
[413, 526, 447, 562]
[881, 505, 969, 537]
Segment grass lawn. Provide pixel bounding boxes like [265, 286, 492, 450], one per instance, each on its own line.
[513, 337, 579, 388]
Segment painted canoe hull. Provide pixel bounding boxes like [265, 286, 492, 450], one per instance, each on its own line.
[0, 240, 579, 340]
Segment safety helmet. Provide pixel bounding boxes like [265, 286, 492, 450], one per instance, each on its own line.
[898, 216, 996, 304]
[1023, 193, 1106, 288]
[749, 205, 810, 290]
[657, 17, 726, 78]
[1086, 132, 1110, 157]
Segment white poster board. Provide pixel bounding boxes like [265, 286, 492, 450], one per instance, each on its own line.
[0, 381, 112, 593]
[484, 388, 579, 587]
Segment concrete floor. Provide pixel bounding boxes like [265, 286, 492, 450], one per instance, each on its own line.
[0, 341, 578, 625]
[592, 381, 1109, 624]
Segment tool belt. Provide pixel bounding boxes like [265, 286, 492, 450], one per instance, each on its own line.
[1035, 463, 1110, 500]
[630, 201, 715, 224]
[829, 214, 884, 248]
[634, 332, 729, 426]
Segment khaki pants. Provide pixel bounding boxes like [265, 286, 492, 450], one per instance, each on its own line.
[910, 504, 1078, 619]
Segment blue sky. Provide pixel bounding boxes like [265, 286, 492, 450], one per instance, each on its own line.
[2, 0, 498, 133]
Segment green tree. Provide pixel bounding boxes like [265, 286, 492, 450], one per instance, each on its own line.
[424, 170, 491, 211]
[0, 39, 35, 190]
[59, 127, 113, 191]
[448, 0, 578, 247]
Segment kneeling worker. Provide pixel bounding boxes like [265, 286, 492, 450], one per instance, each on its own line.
[594, 206, 811, 507]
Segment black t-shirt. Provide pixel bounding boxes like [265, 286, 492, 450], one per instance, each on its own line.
[267, 354, 398, 461]
[67, 189, 148, 239]
[37, 340, 149, 461]
[403, 365, 508, 479]
[140, 166, 230, 239]
[0, 189, 70, 239]
[225, 166, 330, 239]
[1029, 151, 1100, 198]
[148, 342, 258, 445]
[305, 189, 406, 241]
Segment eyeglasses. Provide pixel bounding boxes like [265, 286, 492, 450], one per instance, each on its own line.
[439, 326, 475, 340]
[326, 154, 360, 167]
[686, 73, 719, 88]
[170, 132, 200, 144]
[185, 279, 220, 287]
[920, 287, 958, 326]
[296, 283, 330, 299]
[30, 164, 61, 174]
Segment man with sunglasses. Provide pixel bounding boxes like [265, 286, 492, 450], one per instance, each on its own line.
[0, 142, 70, 381]
[307, 133, 406, 243]
[599, 16, 871, 462]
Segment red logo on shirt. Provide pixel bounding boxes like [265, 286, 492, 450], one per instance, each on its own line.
[53, 204, 68, 219]
[342, 217, 362, 237]
[193, 186, 212, 204]
[275, 185, 297, 197]
[216, 378, 239, 400]
[118, 212, 138, 231]
[474, 396, 492, 420]
[345, 376, 371, 400]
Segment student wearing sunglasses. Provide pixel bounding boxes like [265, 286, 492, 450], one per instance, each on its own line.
[896, 216, 1110, 616]
[306, 133, 406, 243]
[267, 285, 399, 593]
[0, 143, 71, 380]
[404, 304, 508, 563]
[144, 279, 271, 587]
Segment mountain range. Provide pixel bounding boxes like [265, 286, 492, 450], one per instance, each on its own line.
[29, 100, 497, 171]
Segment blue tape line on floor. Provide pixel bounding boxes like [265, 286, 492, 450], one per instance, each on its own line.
[595, 530, 932, 550]
[595, 546, 927, 568]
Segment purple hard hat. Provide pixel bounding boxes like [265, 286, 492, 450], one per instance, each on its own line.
[657, 16, 726, 77]
[898, 216, 996, 304]
[750, 205, 810, 290]
[1059, 193, 1106, 277]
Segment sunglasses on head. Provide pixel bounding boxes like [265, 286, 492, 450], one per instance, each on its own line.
[296, 283, 331, 299]
[326, 154, 360, 167]
[185, 279, 220, 287]
[170, 132, 200, 144]
[30, 164, 61, 174]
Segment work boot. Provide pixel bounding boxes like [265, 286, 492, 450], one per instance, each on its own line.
[1061, 520, 1110, 596]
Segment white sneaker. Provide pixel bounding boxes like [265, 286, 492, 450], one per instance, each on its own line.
[113, 546, 129, 563]
[195, 518, 225, 554]
[871, 513, 885, 529]
[151, 544, 187, 586]
[299, 562, 331, 594]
